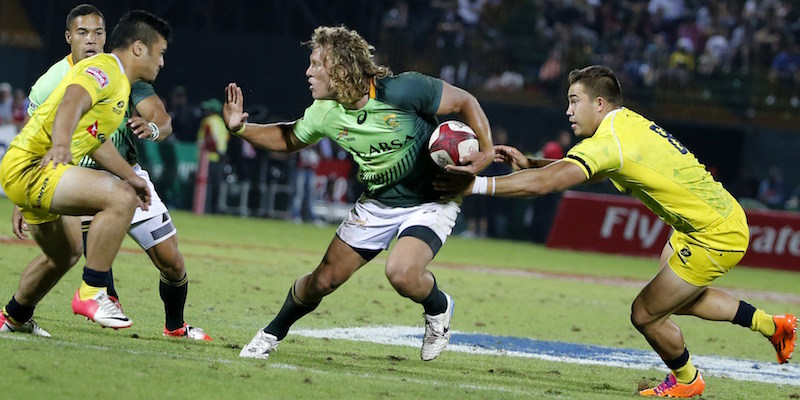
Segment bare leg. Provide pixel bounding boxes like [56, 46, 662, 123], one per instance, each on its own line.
[15, 216, 83, 306]
[295, 235, 369, 304]
[384, 236, 435, 301]
[49, 168, 138, 271]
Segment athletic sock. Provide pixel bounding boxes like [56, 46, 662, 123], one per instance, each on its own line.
[265, 283, 319, 340]
[82, 222, 118, 300]
[419, 276, 447, 315]
[80, 267, 109, 300]
[3, 296, 34, 324]
[732, 300, 775, 337]
[160, 273, 188, 331]
[752, 309, 776, 337]
[665, 348, 697, 384]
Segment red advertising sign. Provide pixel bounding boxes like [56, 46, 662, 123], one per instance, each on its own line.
[546, 191, 800, 271]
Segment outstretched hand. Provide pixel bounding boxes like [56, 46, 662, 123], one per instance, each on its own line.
[223, 83, 249, 132]
[494, 144, 531, 171]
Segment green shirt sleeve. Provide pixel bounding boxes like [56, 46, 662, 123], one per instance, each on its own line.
[27, 57, 72, 116]
[130, 81, 156, 108]
[293, 100, 338, 145]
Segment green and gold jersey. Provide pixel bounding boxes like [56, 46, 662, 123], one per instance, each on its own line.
[78, 81, 154, 168]
[27, 54, 75, 116]
[563, 108, 736, 233]
[10, 54, 129, 164]
[293, 72, 443, 207]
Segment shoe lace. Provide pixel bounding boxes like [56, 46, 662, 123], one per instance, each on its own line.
[423, 315, 445, 342]
[96, 292, 124, 316]
[653, 374, 677, 394]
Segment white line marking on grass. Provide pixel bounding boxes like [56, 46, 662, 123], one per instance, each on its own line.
[293, 326, 800, 387]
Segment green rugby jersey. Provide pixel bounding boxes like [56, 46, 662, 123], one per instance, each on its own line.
[27, 55, 74, 116]
[293, 72, 443, 207]
[78, 81, 155, 168]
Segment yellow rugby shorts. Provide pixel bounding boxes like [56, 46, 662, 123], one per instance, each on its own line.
[667, 205, 749, 286]
[0, 147, 70, 225]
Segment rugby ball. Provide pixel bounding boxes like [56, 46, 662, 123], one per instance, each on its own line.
[428, 120, 479, 168]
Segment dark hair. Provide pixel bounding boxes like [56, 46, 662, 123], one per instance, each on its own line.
[567, 65, 623, 105]
[108, 10, 171, 51]
[66, 4, 105, 30]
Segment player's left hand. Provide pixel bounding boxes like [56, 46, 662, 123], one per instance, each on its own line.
[444, 148, 493, 176]
[433, 171, 474, 198]
[40, 145, 71, 169]
[129, 117, 156, 140]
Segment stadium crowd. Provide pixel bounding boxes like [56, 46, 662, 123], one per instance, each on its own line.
[2, 0, 800, 240]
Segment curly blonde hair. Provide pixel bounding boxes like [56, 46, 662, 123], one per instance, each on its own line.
[305, 26, 391, 105]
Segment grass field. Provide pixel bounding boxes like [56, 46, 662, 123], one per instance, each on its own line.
[0, 196, 797, 399]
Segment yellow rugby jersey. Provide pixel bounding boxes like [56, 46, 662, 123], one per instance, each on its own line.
[563, 108, 735, 233]
[10, 54, 130, 164]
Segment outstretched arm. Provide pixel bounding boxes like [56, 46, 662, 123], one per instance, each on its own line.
[436, 81, 493, 175]
[494, 144, 560, 171]
[223, 83, 307, 153]
[470, 160, 588, 198]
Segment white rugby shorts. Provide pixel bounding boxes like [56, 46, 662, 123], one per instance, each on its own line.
[81, 164, 175, 250]
[335, 196, 461, 252]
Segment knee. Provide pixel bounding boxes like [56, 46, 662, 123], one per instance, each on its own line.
[385, 262, 416, 292]
[630, 301, 654, 333]
[69, 244, 83, 266]
[112, 182, 139, 215]
[307, 266, 343, 297]
[48, 245, 83, 269]
[158, 251, 185, 280]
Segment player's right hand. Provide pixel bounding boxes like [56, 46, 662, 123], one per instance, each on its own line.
[40, 145, 72, 169]
[11, 205, 28, 240]
[223, 83, 249, 132]
[494, 145, 530, 171]
[126, 176, 152, 211]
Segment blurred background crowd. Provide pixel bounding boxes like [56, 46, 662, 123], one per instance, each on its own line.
[1, 0, 799, 242]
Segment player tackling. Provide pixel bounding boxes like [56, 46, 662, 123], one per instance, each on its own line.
[446, 65, 797, 398]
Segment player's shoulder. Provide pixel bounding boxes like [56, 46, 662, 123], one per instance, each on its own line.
[131, 80, 155, 96]
[306, 99, 339, 114]
[377, 71, 439, 88]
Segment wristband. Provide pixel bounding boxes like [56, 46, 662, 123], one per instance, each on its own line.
[490, 177, 496, 196]
[471, 176, 488, 195]
[231, 123, 246, 136]
[147, 122, 160, 141]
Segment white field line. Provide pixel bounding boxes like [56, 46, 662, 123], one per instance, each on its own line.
[293, 325, 800, 387]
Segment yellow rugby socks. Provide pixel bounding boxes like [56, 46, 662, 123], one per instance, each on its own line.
[752, 309, 776, 337]
[665, 348, 697, 384]
[79, 266, 110, 300]
[732, 300, 775, 337]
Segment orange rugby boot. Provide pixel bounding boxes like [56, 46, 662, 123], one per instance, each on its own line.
[769, 314, 797, 364]
[639, 373, 705, 398]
